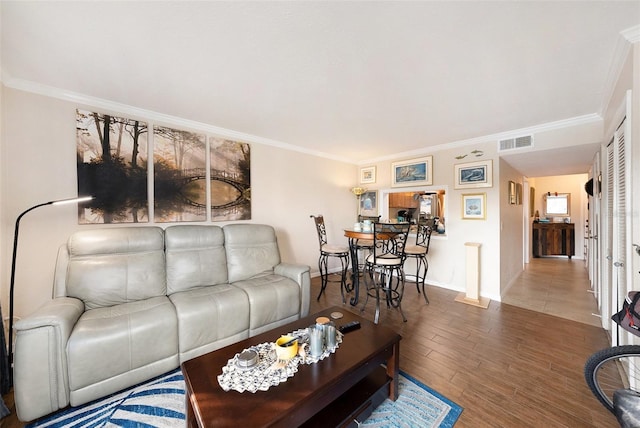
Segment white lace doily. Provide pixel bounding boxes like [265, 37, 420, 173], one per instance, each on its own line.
[217, 327, 343, 393]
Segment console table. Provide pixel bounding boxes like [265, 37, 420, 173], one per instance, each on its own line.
[532, 222, 575, 259]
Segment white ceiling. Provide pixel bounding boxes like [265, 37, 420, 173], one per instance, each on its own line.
[2, 1, 639, 176]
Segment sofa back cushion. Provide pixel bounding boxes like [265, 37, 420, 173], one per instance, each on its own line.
[165, 225, 228, 294]
[223, 224, 281, 283]
[65, 227, 166, 309]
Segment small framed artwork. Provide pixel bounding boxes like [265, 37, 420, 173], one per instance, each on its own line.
[516, 183, 523, 205]
[462, 193, 486, 220]
[360, 166, 376, 184]
[530, 187, 535, 216]
[454, 160, 493, 189]
[360, 190, 378, 217]
[391, 156, 433, 187]
[508, 181, 516, 205]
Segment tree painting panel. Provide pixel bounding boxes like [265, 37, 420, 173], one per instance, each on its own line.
[210, 137, 251, 221]
[76, 109, 149, 223]
[154, 126, 207, 222]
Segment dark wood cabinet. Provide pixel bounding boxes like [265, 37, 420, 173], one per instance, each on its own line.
[532, 222, 575, 259]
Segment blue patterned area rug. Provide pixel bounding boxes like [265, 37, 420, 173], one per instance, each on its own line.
[28, 369, 462, 427]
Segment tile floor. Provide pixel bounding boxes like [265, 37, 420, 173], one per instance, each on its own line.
[502, 256, 602, 327]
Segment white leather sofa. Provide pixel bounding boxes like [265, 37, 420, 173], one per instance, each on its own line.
[12, 224, 310, 421]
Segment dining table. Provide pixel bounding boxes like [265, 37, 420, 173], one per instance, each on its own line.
[343, 228, 375, 306]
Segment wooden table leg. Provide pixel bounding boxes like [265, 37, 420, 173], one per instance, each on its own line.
[186, 392, 198, 428]
[387, 340, 400, 401]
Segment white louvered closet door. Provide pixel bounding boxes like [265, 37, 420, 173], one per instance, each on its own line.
[609, 115, 633, 346]
[605, 138, 614, 334]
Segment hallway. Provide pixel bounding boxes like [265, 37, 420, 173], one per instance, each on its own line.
[502, 257, 602, 328]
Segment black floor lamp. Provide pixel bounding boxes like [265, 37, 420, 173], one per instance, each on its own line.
[7, 196, 92, 386]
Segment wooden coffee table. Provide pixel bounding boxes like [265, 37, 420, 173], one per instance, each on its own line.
[181, 307, 401, 427]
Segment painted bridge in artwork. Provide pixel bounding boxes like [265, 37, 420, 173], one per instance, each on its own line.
[175, 168, 250, 209]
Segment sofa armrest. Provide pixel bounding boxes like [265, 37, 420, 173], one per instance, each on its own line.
[274, 263, 311, 317]
[13, 297, 84, 422]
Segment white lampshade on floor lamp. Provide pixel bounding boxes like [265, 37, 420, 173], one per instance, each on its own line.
[7, 196, 92, 386]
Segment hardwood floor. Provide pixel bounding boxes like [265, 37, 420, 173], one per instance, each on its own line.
[1, 258, 617, 427]
[309, 257, 617, 427]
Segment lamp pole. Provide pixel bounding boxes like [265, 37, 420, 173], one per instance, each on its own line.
[350, 187, 367, 220]
[7, 196, 92, 386]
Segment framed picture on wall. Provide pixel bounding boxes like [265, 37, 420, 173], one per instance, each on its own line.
[508, 181, 516, 205]
[391, 156, 433, 187]
[462, 193, 486, 220]
[360, 190, 378, 217]
[360, 166, 376, 184]
[516, 183, 523, 205]
[530, 187, 535, 216]
[454, 160, 493, 189]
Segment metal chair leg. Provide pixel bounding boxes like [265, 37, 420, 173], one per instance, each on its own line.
[317, 252, 350, 302]
[420, 256, 429, 304]
[415, 257, 422, 294]
[373, 269, 382, 324]
[338, 254, 349, 304]
[317, 254, 328, 301]
[360, 265, 372, 316]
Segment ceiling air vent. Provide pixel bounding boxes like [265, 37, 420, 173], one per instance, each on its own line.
[498, 135, 533, 152]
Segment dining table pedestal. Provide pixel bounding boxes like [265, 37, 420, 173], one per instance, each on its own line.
[343, 229, 374, 306]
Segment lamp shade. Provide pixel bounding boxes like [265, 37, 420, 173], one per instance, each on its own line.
[351, 187, 367, 197]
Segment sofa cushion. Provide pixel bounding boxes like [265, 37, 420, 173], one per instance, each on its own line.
[232, 273, 301, 334]
[66, 296, 178, 392]
[65, 227, 166, 310]
[165, 225, 228, 294]
[169, 284, 249, 361]
[224, 224, 281, 283]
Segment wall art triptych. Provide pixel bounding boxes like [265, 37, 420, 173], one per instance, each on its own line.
[76, 109, 251, 224]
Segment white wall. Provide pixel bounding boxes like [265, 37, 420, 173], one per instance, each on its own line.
[356, 141, 503, 301]
[0, 83, 610, 320]
[499, 159, 525, 295]
[0, 86, 357, 320]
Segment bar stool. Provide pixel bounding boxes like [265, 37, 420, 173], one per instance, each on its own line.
[361, 222, 410, 324]
[310, 215, 350, 303]
[404, 223, 432, 304]
[354, 215, 380, 269]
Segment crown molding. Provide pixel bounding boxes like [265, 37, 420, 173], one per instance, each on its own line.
[599, 25, 640, 117]
[621, 25, 640, 44]
[3, 74, 603, 168]
[358, 113, 602, 165]
[2, 76, 354, 164]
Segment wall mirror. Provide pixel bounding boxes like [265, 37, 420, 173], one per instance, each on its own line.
[544, 193, 570, 216]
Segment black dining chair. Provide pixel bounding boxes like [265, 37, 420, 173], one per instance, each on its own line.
[310, 215, 350, 303]
[361, 222, 410, 324]
[353, 215, 381, 269]
[404, 223, 432, 304]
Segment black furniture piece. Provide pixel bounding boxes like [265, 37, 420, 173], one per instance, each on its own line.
[404, 223, 432, 304]
[310, 215, 350, 302]
[361, 222, 411, 324]
[353, 215, 380, 270]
